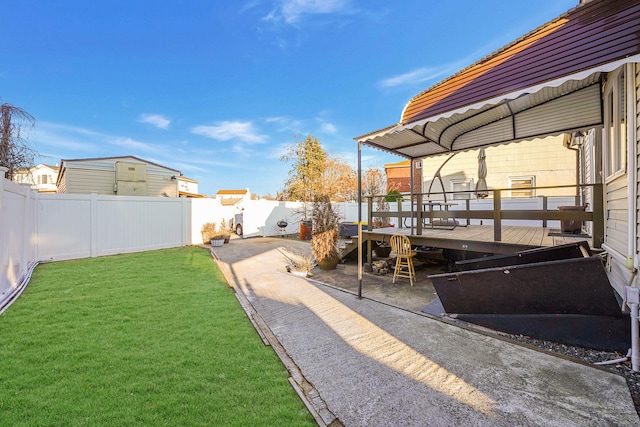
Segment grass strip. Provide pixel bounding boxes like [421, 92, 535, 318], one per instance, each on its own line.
[0, 246, 315, 426]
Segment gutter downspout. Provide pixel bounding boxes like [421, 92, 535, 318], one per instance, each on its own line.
[625, 285, 640, 372]
[564, 133, 581, 205]
[625, 62, 639, 372]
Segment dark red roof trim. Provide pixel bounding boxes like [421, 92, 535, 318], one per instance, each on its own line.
[403, 0, 640, 124]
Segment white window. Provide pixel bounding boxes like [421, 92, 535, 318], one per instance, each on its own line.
[603, 67, 627, 179]
[508, 176, 535, 197]
[450, 179, 473, 200]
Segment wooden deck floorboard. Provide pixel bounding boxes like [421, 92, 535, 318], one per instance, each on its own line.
[363, 224, 591, 254]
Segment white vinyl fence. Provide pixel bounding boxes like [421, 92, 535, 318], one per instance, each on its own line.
[0, 173, 368, 309]
[1, 168, 576, 309]
[0, 177, 37, 309]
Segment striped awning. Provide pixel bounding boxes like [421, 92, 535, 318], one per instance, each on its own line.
[356, 0, 640, 159]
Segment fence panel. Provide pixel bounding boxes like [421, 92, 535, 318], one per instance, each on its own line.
[0, 179, 36, 307]
[242, 200, 303, 238]
[95, 195, 185, 256]
[190, 198, 232, 243]
[36, 194, 93, 261]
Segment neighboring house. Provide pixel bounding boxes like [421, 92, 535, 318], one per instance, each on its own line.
[420, 135, 577, 200]
[177, 176, 202, 198]
[216, 188, 251, 206]
[56, 156, 182, 197]
[384, 160, 422, 194]
[14, 164, 60, 193]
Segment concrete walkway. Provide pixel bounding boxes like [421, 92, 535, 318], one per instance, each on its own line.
[212, 237, 638, 427]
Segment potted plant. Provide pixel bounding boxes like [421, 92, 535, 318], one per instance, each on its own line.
[210, 231, 226, 247]
[385, 189, 403, 203]
[285, 251, 315, 278]
[202, 221, 226, 247]
[201, 222, 217, 244]
[310, 195, 342, 270]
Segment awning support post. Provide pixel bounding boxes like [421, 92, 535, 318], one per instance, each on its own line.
[357, 141, 363, 299]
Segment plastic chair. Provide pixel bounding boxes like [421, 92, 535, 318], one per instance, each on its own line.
[389, 234, 416, 286]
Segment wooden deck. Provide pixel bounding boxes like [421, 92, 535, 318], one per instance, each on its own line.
[361, 224, 592, 255]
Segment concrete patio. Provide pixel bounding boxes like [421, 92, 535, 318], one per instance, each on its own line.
[212, 236, 638, 426]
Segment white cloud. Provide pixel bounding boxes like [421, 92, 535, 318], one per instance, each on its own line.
[139, 114, 170, 130]
[111, 136, 158, 152]
[264, 115, 304, 133]
[34, 122, 102, 154]
[191, 120, 267, 144]
[264, 116, 290, 125]
[320, 122, 337, 134]
[281, 0, 350, 23]
[378, 67, 449, 89]
[259, 0, 352, 25]
[33, 121, 169, 162]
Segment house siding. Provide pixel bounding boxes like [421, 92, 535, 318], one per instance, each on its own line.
[605, 174, 629, 255]
[602, 63, 638, 298]
[421, 135, 576, 198]
[56, 172, 67, 194]
[67, 168, 116, 195]
[147, 175, 178, 197]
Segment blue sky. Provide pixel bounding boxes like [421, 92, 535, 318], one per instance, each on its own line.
[2, 0, 578, 196]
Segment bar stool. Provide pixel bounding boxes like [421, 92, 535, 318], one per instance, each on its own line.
[390, 234, 416, 286]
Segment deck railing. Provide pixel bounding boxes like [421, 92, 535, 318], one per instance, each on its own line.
[366, 183, 604, 248]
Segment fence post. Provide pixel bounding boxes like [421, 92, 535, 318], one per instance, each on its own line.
[90, 193, 98, 258]
[21, 185, 32, 276]
[416, 193, 423, 235]
[465, 199, 470, 226]
[181, 197, 191, 246]
[493, 190, 502, 242]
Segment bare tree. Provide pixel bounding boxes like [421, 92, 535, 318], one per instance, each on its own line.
[362, 167, 390, 227]
[0, 103, 37, 180]
[362, 166, 386, 197]
[321, 156, 357, 202]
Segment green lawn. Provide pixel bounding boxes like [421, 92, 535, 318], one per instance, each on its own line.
[0, 247, 315, 426]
